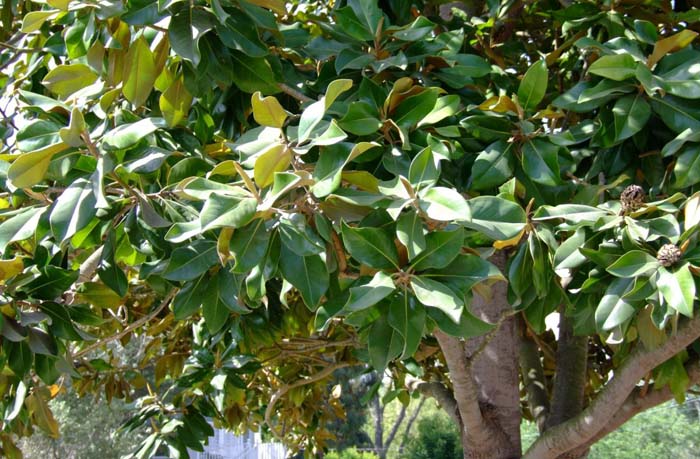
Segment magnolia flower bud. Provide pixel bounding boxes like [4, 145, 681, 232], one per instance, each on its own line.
[657, 244, 682, 267]
[620, 185, 646, 213]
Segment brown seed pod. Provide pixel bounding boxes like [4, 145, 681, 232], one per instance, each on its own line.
[620, 185, 646, 213]
[657, 244, 682, 267]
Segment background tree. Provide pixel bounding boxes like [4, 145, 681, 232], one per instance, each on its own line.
[1, 1, 700, 459]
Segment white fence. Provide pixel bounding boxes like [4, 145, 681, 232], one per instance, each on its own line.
[187, 427, 287, 459]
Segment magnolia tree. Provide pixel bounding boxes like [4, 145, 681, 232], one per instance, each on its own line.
[1, 0, 700, 458]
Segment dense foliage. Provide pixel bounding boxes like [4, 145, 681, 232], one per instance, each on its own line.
[2, 0, 700, 457]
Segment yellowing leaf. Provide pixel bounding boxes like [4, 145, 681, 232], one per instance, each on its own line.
[123, 37, 158, 108]
[8, 143, 67, 189]
[25, 393, 60, 439]
[251, 91, 288, 128]
[648, 29, 699, 68]
[217, 227, 234, 265]
[42, 64, 98, 99]
[58, 107, 86, 147]
[77, 282, 123, 309]
[254, 144, 290, 188]
[493, 227, 526, 249]
[21, 11, 58, 33]
[478, 95, 518, 114]
[342, 171, 379, 192]
[160, 77, 192, 127]
[0, 257, 24, 282]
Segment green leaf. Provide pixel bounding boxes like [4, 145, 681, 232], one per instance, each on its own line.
[463, 196, 526, 240]
[612, 94, 651, 142]
[312, 143, 352, 198]
[673, 145, 700, 188]
[418, 187, 470, 221]
[163, 240, 219, 281]
[216, 12, 268, 58]
[278, 213, 325, 256]
[342, 223, 400, 269]
[202, 278, 231, 334]
[650, 95, 700, 133]
[396, 210, 425, 260]
[8, 143, 67, 189]
[338, 101, 382, 136]
[22, 266, 78, 300]
[325, 79, 353, 109]
[102, 118, 166, 150]
[388, 293, 425, 359]
[199, 194, 257, 231]
[411, 228, 463, 271]
[658, 264, 695, 317]
[411, 276, 463, 323]
[230, 219, 270, 273]
[298, 100, 325, 145]
[228, 52, 279, 94]
[38, 302, 87, 341]
[425, 254, 503, 293]
[595, 277, 635, 331]
[279, 245, 328, 309]
[588, 54, 637, 81]
[49, 178, 97, 244]
[517, 59, 548, 110]
[392, 88, 440, 129]
[173, 275, 208, 320]
[334, 6, 373, 41]
[471, 140, 515, 190]
[521, 139, 561, 186]
[0, 208, 45, 252]
[168, 8, 214, 65]
[606, 251, 659, 278]
[160, 77, 193, 127]
[408, 147, 439, 189]
[344, 271, 396, 312]
[427, 307, 494, 338]
[58, 107, 86, 147]
[6, 340, 32, 377]
[368, 314, 402, 371]
[348, 0, 383, 37]
[533, 205, 609, 223]
[41, 64, 97, 98]
[123, 36, 157, 107]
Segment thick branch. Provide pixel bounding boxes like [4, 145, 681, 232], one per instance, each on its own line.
[566, 357, 700, 457]
[524, 315, 700, 459]
[411, 380, 460, 426]
[277, 83, 313, 103]
[545, 309, 588, 430]
[435, 330, 503, 448]
[519, 330, 549, 432]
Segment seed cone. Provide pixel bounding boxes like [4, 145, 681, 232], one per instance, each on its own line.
[657, 244, 682, 267]
[620, 185, 646, 213]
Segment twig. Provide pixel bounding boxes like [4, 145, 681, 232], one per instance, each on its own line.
[277, 83, 313, 103]
[74, 288, 177, 358]
[265, 362, 352, 441]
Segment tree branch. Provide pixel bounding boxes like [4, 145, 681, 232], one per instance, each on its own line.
[410, 379, 460, 426]
[277, 83, 313, 103]
[566, 356, 700, 457]
[265, 362, 351, 442]
[544, 309, 588, 430]
[74, 288, 177, 358]
[519, 328, 549, 432]
[435, 330, 504, 448]
[383, 402, 406, 453]
[524, 315, 700, 459]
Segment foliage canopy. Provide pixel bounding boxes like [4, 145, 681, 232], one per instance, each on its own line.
[1, 0, 700, 458]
